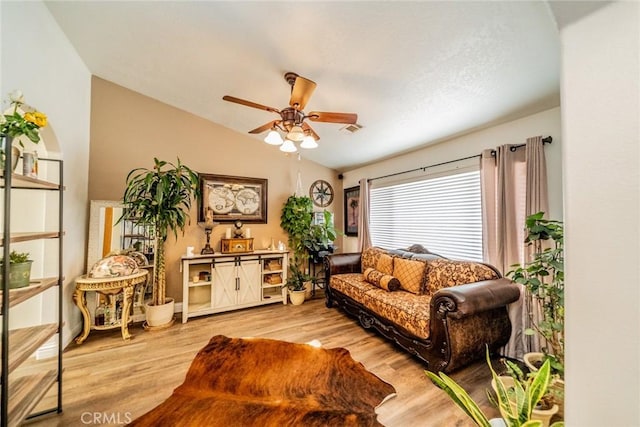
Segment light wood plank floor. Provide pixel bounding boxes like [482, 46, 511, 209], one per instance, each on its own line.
[25, 296, 499, 427]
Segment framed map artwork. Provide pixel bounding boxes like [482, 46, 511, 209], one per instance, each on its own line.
[199, 174, 268, 223]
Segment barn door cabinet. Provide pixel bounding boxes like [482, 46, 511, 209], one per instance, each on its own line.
[181, 250, 288, 323]
[1, 137, 64, 426]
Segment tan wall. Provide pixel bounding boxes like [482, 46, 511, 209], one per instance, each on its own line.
[89, 77, 340, 302]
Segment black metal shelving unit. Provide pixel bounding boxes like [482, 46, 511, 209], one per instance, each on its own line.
[1, 136, 64, 426]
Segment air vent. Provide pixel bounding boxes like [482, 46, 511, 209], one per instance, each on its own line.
[339, 123, 363, 134]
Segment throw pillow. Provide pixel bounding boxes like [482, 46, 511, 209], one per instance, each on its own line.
[361, 247, 387, 272]
[392, 258, 427, 295]
[427, 259, 500, 294]
[363, 267, 401, 292]
[376, 254, 394, 275]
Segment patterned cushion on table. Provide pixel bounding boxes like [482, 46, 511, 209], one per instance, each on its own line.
[426, 259, 500, 294]
[363, 267, 401, 292]
[376, 254, 394, 275]
[392, 258, 427, 295]
[89, 255, 139, 278]
[361, 247, 388, 271]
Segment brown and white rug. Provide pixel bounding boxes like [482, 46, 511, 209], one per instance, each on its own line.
[129, 335, 396, 427]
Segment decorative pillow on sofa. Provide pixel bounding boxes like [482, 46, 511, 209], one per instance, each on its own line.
[392, 258, 427, 295]
[363, 267, 401, 292]
[376, 254, 394, 275]
[361, 247, 387, 271]
[426, 259, 500, 294]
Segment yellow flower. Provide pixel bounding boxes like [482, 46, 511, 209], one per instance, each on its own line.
[24, 111, 47, 128]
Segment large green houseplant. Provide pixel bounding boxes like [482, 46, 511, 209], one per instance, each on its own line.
[280, 195, 314, 295]
[507, 212, 564, 376]
[121, 158, 199, 327]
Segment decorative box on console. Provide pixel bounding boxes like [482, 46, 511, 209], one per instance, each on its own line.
[221, 238, 254, 254]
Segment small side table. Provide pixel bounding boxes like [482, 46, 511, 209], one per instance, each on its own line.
[73, 270, 148, 344]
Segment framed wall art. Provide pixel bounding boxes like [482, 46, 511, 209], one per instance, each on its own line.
[199, 174, 268, 223]
[344, 186, 359, 236]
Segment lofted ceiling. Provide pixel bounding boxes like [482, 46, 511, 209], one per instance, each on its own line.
[46, 1, 562, 172]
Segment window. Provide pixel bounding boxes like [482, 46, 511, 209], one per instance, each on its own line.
[369, 169, 483, 261]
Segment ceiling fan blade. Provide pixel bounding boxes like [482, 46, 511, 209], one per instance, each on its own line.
[289, 76, 317, 110]
[307, 111, 358, 124]
[223, 95, 280, 113]
[249, 120, 280, 134]
[302, 122, 320, 141]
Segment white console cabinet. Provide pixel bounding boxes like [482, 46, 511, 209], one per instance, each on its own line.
[181, 250, 288, 323]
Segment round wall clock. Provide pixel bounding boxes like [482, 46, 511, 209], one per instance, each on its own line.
[309, 180, 334, 207]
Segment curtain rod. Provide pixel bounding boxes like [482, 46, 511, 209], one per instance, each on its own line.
[368, 136, 552, 183]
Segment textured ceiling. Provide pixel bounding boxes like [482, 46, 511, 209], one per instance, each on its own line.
[46, 1, 561, 171]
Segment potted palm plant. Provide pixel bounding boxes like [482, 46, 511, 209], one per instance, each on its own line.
[121, 158, 199, 328]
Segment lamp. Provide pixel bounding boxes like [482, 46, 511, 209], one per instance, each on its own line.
[264, 130, 284, 145]
[286, 125, 305, 142]
[300, 135, 318, 149]
[200, 212, 217, 255]
[279, 139, 297, 153]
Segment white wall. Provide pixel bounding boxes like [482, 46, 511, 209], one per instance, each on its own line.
[1, 1, 91, 350]
[561, 2, 639, 426]
[340, 107, 562, 252]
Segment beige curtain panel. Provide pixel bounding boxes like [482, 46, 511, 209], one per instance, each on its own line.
[480, 136, 549, 360]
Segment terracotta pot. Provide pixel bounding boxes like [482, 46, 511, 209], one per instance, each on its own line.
[145, 298, 175, 327]
[289, 290, 306, 305]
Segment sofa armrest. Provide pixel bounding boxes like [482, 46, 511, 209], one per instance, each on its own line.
[431, 278, 520, 319]
[324, 253, 362, 276]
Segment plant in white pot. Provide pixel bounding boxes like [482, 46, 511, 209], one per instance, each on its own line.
[285, 264, 310, 306]
[280, 195, 313, 303]
[121, 158, 199, 328]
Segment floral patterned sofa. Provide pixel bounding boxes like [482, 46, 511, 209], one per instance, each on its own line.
[324, 246, 520, 372]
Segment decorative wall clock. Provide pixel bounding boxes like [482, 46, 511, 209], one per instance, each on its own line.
[309, 180, 334, 207]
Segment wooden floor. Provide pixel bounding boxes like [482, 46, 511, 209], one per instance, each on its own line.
[24, 295, 500, 427]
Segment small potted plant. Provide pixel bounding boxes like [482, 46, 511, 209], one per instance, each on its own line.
[285, 264, 310, 305]
[1, 90, 47, 174]
[303, 210, 338, 264]
[426, 349, 564, 427]
[0, 250, 34, 289]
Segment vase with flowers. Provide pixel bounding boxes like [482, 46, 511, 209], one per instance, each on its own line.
[0, 90, 48, 174]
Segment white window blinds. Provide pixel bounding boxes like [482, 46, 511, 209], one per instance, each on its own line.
[369, 170, 483, 261]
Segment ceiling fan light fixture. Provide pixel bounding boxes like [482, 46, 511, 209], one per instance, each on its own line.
[287, 125, 305, 142]
[264, 130, 284, 145]
[300, 135, 318, 149]
[279, 139, 297, 153]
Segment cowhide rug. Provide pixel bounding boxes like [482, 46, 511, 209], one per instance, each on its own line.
[129, 335, 396, 427]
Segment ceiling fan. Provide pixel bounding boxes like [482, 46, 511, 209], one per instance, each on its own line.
[222, 72, 358, 151]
